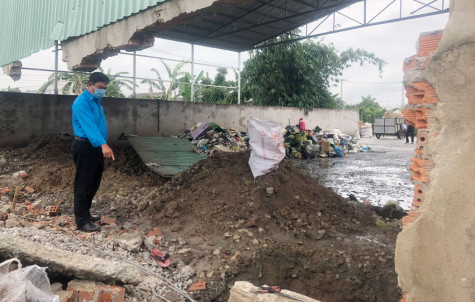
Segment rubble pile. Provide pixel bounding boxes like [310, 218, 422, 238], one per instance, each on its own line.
[0, 135, 402, 302]
[283, 125, 370, 159]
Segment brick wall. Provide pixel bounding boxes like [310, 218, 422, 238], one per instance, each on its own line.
[402, 31, 442, 227]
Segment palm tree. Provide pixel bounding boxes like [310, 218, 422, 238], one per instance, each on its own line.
[38, 72, 88, 95]
[161, 59, 188, 100]
[177, 70, 204, 101]
[101, 68, 134, 98]
[38, 69, 134, 97]
[140, 68, 165, 99]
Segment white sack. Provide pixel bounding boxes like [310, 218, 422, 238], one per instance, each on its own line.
[0, 258, 59, 302]
[248, 117, 285, 178]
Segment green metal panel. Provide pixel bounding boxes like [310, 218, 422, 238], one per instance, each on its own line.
[0, 0, 167, 66]
[127, 136, 208, 177]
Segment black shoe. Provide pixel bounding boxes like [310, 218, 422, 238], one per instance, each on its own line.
[77, 222, 101, 232]
[89, 215, 101, 222]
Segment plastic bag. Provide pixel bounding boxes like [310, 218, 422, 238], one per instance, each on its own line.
[0, 258, 59, 302]
[248, 117, 285, 178]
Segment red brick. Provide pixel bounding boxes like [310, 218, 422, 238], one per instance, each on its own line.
[414, 131, 430, 157]
[403, 108, 416, 127]
[67, 280, 125, 302]
[403, 210, 420, 226]
[187, 280, 206, 292]
[418, 33, 442, 57]
[406, 82, 439, 105]
[147, 227, 163, 237]
[403, 55, 417, 71]
[412, 184, 425, 207]
[409, 158, 434, 183]
[49, 206, 58, 216]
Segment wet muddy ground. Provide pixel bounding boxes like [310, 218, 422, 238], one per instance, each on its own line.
[292, 137, 415, 210]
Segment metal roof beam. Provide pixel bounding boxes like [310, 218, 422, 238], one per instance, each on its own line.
[195, 1, 352, 43]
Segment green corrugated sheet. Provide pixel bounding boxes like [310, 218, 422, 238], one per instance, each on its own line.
[127, 136, 208, 177]
[0, 0, 167, 66]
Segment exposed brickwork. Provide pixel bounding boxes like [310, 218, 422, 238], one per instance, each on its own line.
[401, 29, 443, 234]
[406, 82, 439, 105]
[418, 32, 443, 57]
[66, 279, 125, 302]
[414, 131, 429, 157]
[409, 158, 434, 183]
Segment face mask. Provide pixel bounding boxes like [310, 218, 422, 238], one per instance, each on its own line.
[92, 88, 106, 99]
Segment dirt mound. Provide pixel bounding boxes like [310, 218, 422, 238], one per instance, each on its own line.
[144, 151, 401, 301]
[148, 151, 376, 239]
[0, 136, 402, 302]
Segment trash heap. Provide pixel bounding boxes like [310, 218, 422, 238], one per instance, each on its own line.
[284, 125, 370, 159]
[178, 122, 248, 154]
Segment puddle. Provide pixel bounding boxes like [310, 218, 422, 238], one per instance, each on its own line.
[292, 138, 415, 210]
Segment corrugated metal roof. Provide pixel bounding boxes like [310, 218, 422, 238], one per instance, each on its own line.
[127, 136, 207, 177]
[0, 0, 166, 66]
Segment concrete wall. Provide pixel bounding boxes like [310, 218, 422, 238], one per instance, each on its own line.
[0, 92, 358, 148]
[158, 101, 358, 136]
[395, 1, 475, 301]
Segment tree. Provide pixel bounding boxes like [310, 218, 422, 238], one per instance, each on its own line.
[347, 95, 386, 123]
[38, 72, 88, 95]
[197, 68, 238, 104]
[102, 68, 134, 98]
[141, 68, 166, 99]
[160, 59, 188, 100]
[38, 68, 133, 97]
[177, 70, 204, 101]
[241, 30, 386, 109]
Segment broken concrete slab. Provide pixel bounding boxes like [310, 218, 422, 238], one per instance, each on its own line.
[229, 281, 320, 302]
[0, 235, 143, 285]
[114, 230, 145, 253]
[61, 0, 216, 71]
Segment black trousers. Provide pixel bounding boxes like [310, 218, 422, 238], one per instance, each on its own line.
[72, 140, 104, 227]
[406, 125, 415, 143]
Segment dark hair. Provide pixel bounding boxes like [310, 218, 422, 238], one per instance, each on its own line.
[89, 72, 110, 85]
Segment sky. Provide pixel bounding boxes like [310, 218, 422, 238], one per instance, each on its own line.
[0, 1, 449, 109]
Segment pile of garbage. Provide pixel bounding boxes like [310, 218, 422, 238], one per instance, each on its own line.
[284, 125, 370, 159]
[178, 122, 248, 154]
[178, 121, 370, 160]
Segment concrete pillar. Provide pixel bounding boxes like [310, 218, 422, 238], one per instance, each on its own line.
[395, 1, 475, 301]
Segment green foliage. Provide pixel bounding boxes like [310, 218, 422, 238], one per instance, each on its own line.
[38, 68, 133, 97]
[177, 70, 204, 101]
[141, 67, 166, 99]
[3, 86, 21, 92]
[196, 68, 238, 104]
[101, 68, 134, 98]
[38, 72, 88, 95]
[346, 95, 386, 123]
[241, 30, 386, 109]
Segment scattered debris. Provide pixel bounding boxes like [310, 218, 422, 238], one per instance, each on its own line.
[0, 135, 403, 301]
[179, 122, 248, 154]
[188, 280, 206, 292]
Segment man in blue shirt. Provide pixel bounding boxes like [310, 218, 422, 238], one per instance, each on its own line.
[71, 72, 115, 232]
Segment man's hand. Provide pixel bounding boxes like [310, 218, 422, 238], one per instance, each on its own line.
[101, 144, 115, 160]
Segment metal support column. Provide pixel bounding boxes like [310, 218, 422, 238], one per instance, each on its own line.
[191, 44, 195, 102]
[238, 52, 241, 105]
[54, 41, 58, 95]
[133, 51, 137, 98]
